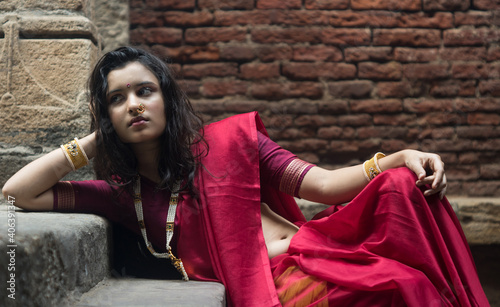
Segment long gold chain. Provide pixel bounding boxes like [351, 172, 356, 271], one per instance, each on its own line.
[133, 177, 189, 281]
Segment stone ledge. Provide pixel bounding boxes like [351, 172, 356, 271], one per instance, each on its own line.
[449, 197, 500, 244]
[0, 14, 101, 44]
[73, 278, 226, 307]
[0, 0, 93, 20]
[297, 196, 500, 245]
[0, 206, 111, 307]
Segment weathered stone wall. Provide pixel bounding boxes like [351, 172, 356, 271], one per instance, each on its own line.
[94, 0, 129, 53]
[130, 0, 500, 197]
[0, 0, 129, 187]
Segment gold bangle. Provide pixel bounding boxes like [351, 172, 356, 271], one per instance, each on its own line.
[374, 152, 385, 173]
[363, 152, 386, 182]
[61, 137, 89, 170]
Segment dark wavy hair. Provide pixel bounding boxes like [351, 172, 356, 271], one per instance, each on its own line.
[88, 46, 206, 194]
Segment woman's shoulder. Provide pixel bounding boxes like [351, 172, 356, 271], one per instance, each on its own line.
[204, 111, 258, 128]
[203, 111, 265, 136]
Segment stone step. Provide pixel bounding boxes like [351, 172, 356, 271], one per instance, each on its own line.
[0, 204, 227, 307]
[0, 206, 111, 307]
[73, 278, 225, 307]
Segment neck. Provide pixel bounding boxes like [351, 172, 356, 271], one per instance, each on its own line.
[130, 140, 162, 183]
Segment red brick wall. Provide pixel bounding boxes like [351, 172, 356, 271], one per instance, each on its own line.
[130, 0, 500, 196]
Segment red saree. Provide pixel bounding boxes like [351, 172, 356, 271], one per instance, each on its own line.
[53, 112, 489, 306]
[181, 112, 488, 306]
[270, 167, 490, 306]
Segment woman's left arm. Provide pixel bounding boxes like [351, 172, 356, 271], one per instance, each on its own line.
[298, 149, 447, 206]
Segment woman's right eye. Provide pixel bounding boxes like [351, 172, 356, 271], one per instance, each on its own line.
[109, 95, 123, 104]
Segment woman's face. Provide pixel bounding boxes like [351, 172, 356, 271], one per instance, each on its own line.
[106, 61, 167, 145]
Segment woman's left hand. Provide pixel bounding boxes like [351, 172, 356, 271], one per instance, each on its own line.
[403, 150, 447, 199]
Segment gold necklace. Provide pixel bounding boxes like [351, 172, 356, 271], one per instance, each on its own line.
[133, 177, 189, 281]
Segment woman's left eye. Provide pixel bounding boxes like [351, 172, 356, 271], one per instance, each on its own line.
[138, 87, 152, 96]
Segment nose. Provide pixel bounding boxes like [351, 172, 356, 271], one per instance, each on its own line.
[126, 94, 140, 114]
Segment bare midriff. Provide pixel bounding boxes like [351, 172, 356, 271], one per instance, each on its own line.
[260, 202, 299, 258]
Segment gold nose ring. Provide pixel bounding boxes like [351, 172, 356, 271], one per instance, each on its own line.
[137, 103, 146, 114]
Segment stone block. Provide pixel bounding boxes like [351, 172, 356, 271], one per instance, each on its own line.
[450, 197, 500, 244]
[0, 12, 101, 148]
[74, 279, 226, 306]
[0, 0, 94, 17]
[0, 206, 112, 307]
[0, 34, 97, 145]
[7, 15, 101, 42]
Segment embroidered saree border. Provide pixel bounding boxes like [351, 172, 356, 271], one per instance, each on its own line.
[279, 158, 312, 196]
[274, 266, 328, 307]
[56, 181, 75, 211]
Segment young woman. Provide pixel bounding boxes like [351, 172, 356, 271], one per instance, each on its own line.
[3, 47, 489, 306]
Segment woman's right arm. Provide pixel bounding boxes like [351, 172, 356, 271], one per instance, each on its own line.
[2, 133, 96, 211]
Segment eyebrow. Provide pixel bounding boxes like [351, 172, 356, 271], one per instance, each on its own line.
[107, 81, 157, 97]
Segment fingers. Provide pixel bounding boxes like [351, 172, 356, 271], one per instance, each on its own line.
[416, 173, 447, 199]
[416, 175, 434, 187]
[411, 152, 447, 199]
[439, 183, 447, 200]
[406, 159, 427, 181]
[426, 182, 447, 200]
[428, 154, 445, 189]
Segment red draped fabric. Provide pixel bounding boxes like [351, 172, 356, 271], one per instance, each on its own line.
[271, 167, 490, 306]
[187, 112, 306, 306]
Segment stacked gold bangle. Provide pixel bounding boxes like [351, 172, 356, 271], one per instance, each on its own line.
[60, 137, 89, 171]
[363, 152, 386, 182]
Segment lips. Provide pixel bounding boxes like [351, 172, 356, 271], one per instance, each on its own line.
[129, 116, 147, 126]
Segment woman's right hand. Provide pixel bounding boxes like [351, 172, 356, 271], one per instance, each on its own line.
[2, 132, 96, 210]
[401, 149, 447, 199]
